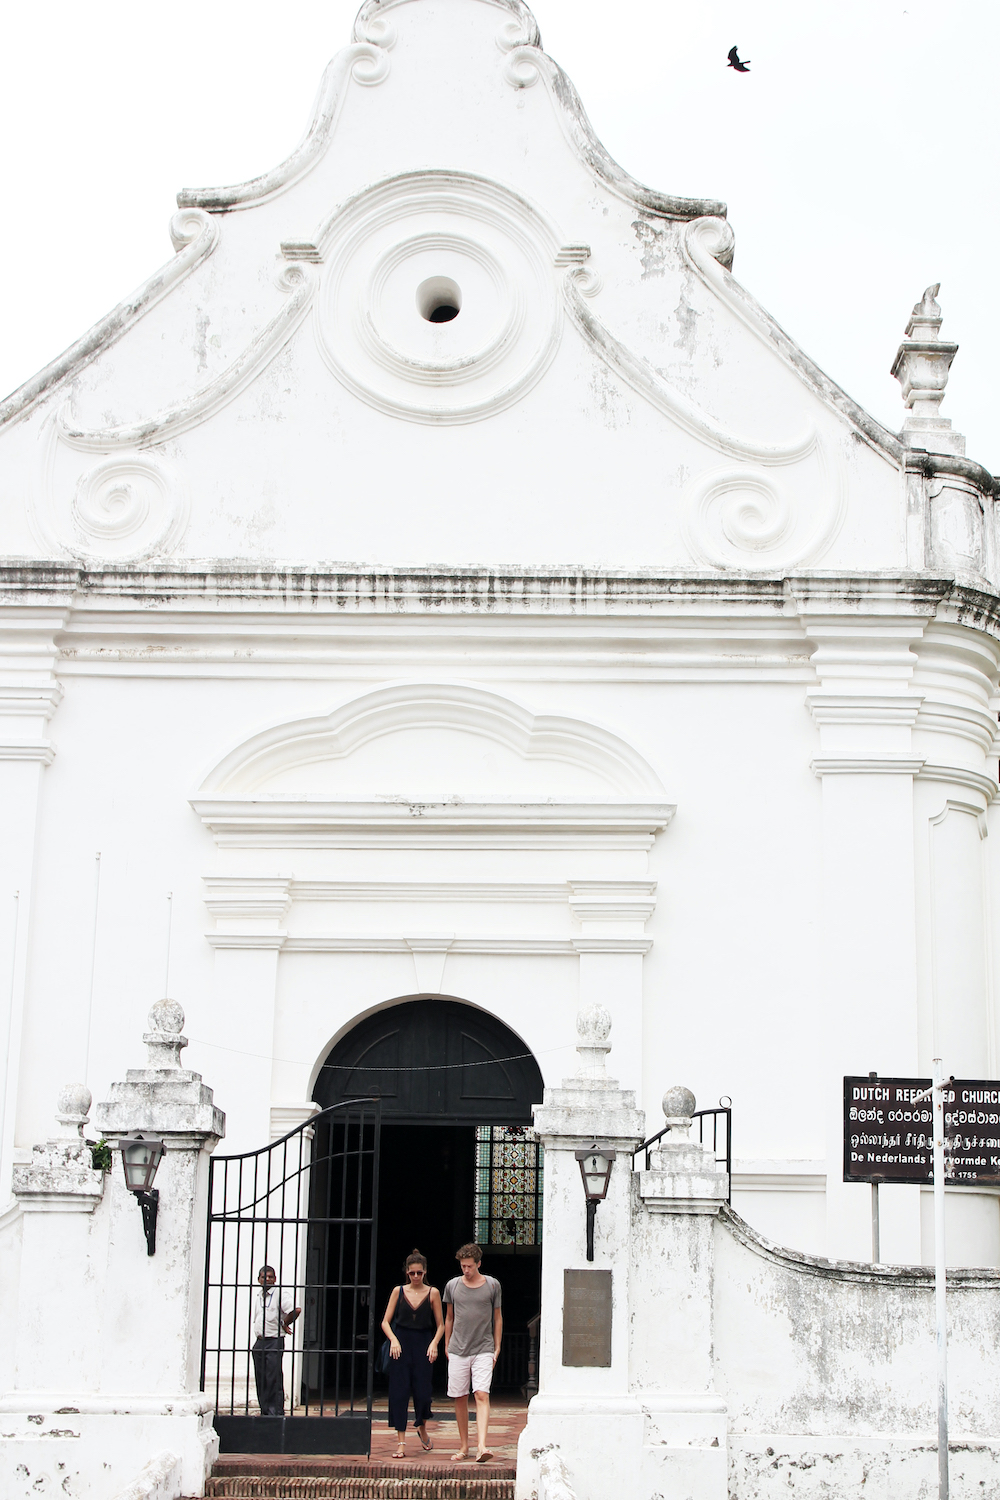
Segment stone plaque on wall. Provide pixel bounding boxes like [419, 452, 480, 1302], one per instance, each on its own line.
[562, 1268, 612, 1366]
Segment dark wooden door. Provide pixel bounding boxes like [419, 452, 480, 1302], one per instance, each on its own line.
[314, 999, 543, 1125]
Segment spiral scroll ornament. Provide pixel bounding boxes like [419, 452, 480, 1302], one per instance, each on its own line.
[68, 455, 187, 560]
[58, 450, 189, 564]
[681, 458, 844, 570]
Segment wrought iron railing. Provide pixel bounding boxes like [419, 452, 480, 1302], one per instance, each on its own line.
[632, 1100, 732, 1202]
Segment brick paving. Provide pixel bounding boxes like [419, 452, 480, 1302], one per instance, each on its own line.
[200, 1399, 527, 1497]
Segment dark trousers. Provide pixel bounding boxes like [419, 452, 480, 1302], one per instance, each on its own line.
[387, 1326, 434, 1432]
[252, 1335, 285, 1415]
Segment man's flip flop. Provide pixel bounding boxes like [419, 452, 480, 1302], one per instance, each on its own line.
[475, 1450, 494, 1464]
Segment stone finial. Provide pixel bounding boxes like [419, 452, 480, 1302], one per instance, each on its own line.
[909, 282, 943, 335]
[891, 282, 963, 456]
[12, 1084, 105, 1207]
[144, 998, 189, 1070]
[575, 1003, 612, 1079]
[662, 1084, 696, 1140]
[54, 1084, 92, 1141]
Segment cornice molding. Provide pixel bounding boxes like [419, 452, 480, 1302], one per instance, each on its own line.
[917, 763, 999, 801]
[0, 742, 55, 764]
[811, 755, 926, 777]
[0, 212, 220, 433]
[291, 880, 570, 903]
[2, 563, 992, 613]
[271, 933, 649, 956]
[190, 798, 676, 850]
[805, 694, 925, 727]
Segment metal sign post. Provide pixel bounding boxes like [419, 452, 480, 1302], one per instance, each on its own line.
[931, 1059, 949, 1500]
[842, 1066, 1000, 1500]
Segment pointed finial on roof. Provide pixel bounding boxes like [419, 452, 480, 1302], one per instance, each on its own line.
[891, 283, 964, 456]
[913, 283, 941, 320]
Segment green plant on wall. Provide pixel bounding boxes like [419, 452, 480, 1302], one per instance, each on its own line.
[88, 1138, 112, 1173]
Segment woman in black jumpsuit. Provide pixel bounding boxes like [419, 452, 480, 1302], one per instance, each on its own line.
[381, 1249, 445, 1456]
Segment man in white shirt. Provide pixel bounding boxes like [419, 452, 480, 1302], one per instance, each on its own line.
[252, 1265, 301, 1416]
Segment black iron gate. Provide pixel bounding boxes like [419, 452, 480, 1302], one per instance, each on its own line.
[201, 1099, 381, 1455]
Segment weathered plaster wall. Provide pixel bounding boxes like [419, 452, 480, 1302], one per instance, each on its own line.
[715, 1209, 1000, 1497]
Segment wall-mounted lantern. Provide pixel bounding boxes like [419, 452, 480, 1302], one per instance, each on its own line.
[113, 1131, 164, 1255]
[575, 1144, 616, 1261]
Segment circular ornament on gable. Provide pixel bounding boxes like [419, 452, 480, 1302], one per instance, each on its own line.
[315, 172, 562, 423]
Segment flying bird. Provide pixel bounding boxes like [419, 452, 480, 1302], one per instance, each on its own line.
[727, 46, 750, 73]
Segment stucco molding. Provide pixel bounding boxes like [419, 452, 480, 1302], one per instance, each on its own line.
[918, 764, 998, 803]
[176, 40, 393, 211]
[347, 0, 724, 223]
[0, 211, 220, 432]
[306, 171, 562, 425]
[55, 265, 316, 452]
[811, 755, 926, 777]
[720, 1204, 1000, 1289]
[563, 276, 815, 467]
[191, 800, 675, 850]
[681, 217, 906, 466]
[196, 682, 667, 797]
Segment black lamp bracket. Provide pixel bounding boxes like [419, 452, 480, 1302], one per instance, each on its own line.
[136, 1188, 159, 1256]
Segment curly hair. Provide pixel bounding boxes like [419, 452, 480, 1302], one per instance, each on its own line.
[455, 1242, 483, 1264]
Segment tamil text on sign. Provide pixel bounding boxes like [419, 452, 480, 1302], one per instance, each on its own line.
[844, 1076, 1000, 1186]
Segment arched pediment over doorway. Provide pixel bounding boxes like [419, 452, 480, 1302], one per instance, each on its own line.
[314, 997, 544, 1127]
[196, 681, 666, 799]
[190, 681, 673, 847]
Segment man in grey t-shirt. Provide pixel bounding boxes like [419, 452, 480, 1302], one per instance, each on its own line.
[443, 1242, 502, 1463]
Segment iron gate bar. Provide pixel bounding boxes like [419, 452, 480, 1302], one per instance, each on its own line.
[200, 1097, 381, 1451]
[631, 1104, 732, 1202]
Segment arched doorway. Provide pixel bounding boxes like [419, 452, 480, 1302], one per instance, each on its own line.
[314, 998, 544, 1394]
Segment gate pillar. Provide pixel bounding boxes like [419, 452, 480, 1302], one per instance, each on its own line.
[1, 1000, 224, 1500]
[516, 1012, 730, 1500]
[516, 1004, 644, 1500]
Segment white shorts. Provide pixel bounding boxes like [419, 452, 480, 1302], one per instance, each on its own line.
[447, 1350, 494, 1397]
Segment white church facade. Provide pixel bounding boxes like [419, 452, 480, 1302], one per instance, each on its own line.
[2, 1, 1000, 1495]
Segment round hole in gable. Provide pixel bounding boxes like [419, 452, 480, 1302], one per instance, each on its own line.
[417, 276, 462, 323]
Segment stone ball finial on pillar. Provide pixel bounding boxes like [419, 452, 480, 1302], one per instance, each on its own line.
[662, 1084, 696, 1139]
[144, 998, 189, 1071]
[54, 1083, 93, 1140]
[575, 1002, 612, 1079]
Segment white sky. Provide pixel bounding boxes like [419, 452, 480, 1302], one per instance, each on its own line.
[2, 0, 997, 470]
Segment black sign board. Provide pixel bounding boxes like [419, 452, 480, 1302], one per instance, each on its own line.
[562, 1268, 612, 1367]
[844, 1076, 1000, 1186]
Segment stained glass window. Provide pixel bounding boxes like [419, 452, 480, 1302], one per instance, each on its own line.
[474, 1125, 543, 1246]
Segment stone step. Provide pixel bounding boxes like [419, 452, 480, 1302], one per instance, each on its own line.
[205, 1458, 515, 1500]
[205, 1480, 514, 1499]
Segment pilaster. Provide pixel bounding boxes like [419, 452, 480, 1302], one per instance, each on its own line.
[796, 598, 926, 1264]
[0, 599, 72, 1199]
[569, 882, 655, 1097]
[203, 875, 291, 1153]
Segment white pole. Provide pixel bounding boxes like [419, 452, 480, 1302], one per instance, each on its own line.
[163, 891, 173, 995]
[932, 1056, 948, 1500]
[82, 852, 101, 1087]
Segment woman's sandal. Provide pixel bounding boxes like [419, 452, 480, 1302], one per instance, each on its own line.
[393, 1443, 406, 1459]
[450, 1449, 469, 1462]
[475, 1449, 494, 1464]
[418, 1428, 433, 1452]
